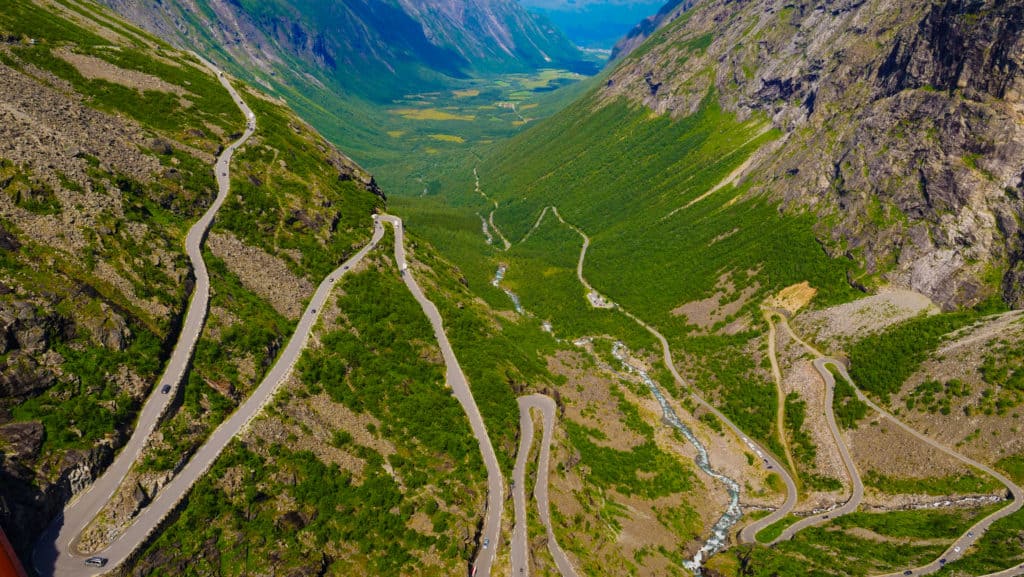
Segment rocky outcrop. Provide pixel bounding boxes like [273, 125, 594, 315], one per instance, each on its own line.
[603, 0, 1024, 309]
[0, 442, 114, 562]
[0, 422, 43, 460]
[208, 231, 314, 320]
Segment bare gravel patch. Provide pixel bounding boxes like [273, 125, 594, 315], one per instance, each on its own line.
[57, 48, 189, 95]
[671, 272, 759, 333]
[848, 412, 971, 480]
[208, 231, 314, 320]
[794, 288, 939, 350]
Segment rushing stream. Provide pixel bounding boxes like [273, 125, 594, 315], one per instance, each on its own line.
[491, 265, 524, 314]
[611, 342, 742, 573]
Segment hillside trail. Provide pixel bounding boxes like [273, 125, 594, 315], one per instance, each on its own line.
[763, 309, 800, 489]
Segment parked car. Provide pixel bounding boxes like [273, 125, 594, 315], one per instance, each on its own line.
[85, 557, 108, 567]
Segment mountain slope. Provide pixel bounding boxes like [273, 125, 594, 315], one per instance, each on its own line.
[489, 0, 1024, 313]
[601, 0, 1024, 310]
[609, 0, 693, 60]
[99, 0, 592, 99]
[519, 0, 668, 50]
[0, 0, 384, 566]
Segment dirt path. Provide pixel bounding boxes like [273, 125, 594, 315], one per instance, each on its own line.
[764, 309, 800, 487]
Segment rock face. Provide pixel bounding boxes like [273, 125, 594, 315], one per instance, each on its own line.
[604, 0, 1024, 309]
[0, 442, 114, 563]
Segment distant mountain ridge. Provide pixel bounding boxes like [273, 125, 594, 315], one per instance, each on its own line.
[518, 0, 667, 50]
[99, 0, 594, 99]
[609, 0, 694, 60]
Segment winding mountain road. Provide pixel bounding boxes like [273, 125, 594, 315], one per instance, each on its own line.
[768, 356, 864, 542]
[511, 395, 579, 577]
[33, 62, 388, 577]
[33, 59, 256, 577]
[380, 215, 505, 577]
[774, 317, 1024, 577]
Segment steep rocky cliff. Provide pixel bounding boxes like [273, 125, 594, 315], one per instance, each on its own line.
[604, 0, 1024, 309]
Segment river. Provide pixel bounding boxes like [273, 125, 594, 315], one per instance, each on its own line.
[611, 342, 742, 573]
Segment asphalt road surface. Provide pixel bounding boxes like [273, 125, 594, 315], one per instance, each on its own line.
[381, 215, 505, 577]
[834, 353, 1023, 577]
[767, 357, 864, 541]
[511, 395, 578, 577]
[775, 317, 1024, 577]
[33, 59, 256, 577]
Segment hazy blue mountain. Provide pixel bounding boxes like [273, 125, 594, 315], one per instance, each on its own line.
[518, 0, 666, 49]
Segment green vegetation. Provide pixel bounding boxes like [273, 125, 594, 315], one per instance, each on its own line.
[996, 454, 1024, 485]
[805, 474, 843, 492]
[139, 256, 486, 575]
[482, 94, 857, 322]
[785, 391, 818, 470]
[141, 442, 461, 576]
[974, 332, 1024, 413]
[938, 507, 1024, 575]
[501, 210, 655, 346]
[12, 329, 163, 452]
[0, 159, 62, 214]
[741, 506, 993, 576]
[683, 332, 783, 456]
[407, 239, 569, 472]
[755, 514, 798, 543]
[847, 311, 981, 402]
[905, 378, 971, 414]
[564, 420, 695, 498]
[981, 334, 1024, 390]
[833, 507, 1000, 540]
[139, 252, 295, 472]
[299, 264, 482, 469]
[830, 364, 870, 429]
[397, 91, 862, 455]
[2, 4, 240, 145]
[862, 470, 1001, 496]
[217, 92, 383, 282]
